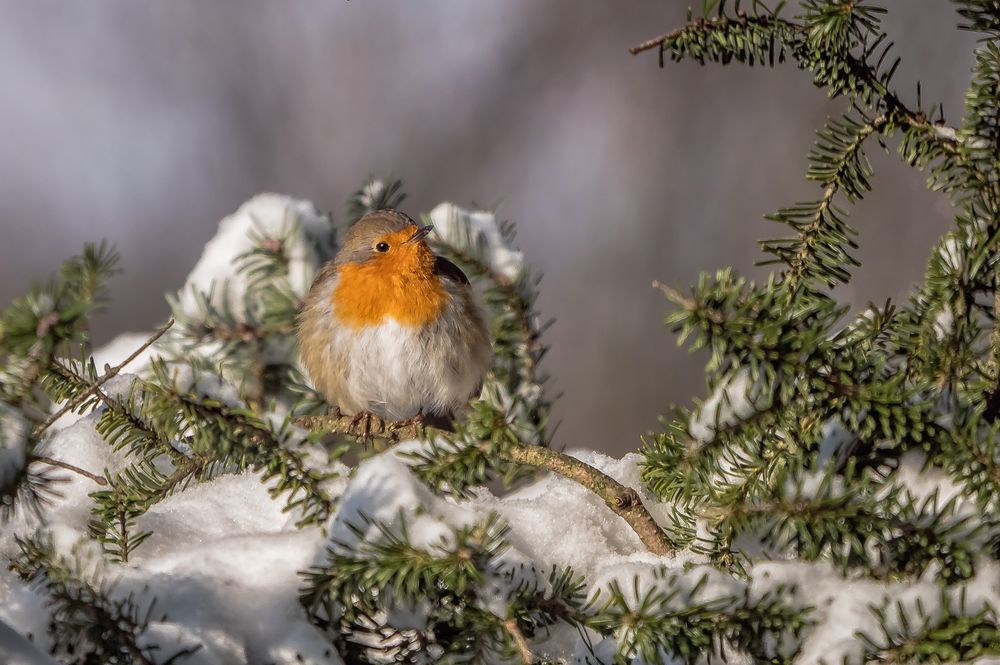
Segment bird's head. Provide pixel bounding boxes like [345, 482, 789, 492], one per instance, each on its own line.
[335, 210, 437, 278]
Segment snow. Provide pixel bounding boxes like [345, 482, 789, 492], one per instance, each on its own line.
[176, 194, 332, 322]
[5, 193, 999, 664]
[0, 407, 339, 664]
[932, 304, 954, 340]
[4, 400, 999, 664]
[328, 448, 478, 552]
[0, 401, 28, 491]
[91, 331, 161, 374]
[427, 202, 525, 283]
[689, 369, 763, 443]
[466, 450, 693, 581]
[0, 617, 59, 665]
[748, 559, 1000, 665]
[356, 179, 389, 211]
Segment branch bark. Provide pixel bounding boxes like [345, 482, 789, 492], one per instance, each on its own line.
[295, 413, 675, 557]
[30, 455, 107, 486]
[503, 618, 535, 664]
[497, 441, 674, 557]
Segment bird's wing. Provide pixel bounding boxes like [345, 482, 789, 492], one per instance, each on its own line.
[434, 256, 471, 286]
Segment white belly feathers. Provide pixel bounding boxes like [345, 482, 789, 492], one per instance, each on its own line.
[328, 318, 478, 419]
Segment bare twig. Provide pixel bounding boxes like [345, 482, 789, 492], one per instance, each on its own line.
[296, 413, 675, 557]
[653, 280, 724, 325]
[628, 24, 690, 55]
[30, 455, 107, 486]
[503, 618, 535, 664]
[33, 319, 174, 438]
[497, 442, 674, 557]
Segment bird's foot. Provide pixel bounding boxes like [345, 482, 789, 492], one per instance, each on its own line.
[347, 410, 377, 439]
[389, 410, 426, 432]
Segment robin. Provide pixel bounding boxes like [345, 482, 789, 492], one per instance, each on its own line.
[297, 209, 491, 422]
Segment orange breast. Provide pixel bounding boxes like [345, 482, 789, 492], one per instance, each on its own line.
[332, 248, 447, 328]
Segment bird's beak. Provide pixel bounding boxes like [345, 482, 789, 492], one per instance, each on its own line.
[404, 224, 434, 244]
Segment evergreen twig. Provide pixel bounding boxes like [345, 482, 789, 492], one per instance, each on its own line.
[32, 318, 173, 438]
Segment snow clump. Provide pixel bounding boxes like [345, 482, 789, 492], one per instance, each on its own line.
[427, 202, 525, 283]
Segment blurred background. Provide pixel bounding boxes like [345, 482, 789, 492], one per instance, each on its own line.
[0, 2, 978, 455]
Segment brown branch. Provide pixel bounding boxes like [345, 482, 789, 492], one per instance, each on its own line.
[629, 24, 690, 55]
[33, 319, 174, 438]
[30, 455, 107, 486]
[653, 280, 724, 324]
[497, 441, 674, 557]
[295, 412, 451, 444]
[503, 618, 535, 664]
[296, 413, 675, 557]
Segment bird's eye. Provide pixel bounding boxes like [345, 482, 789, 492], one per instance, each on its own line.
[375, 242, 390, 253]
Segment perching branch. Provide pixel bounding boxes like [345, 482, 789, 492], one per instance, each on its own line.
[295, 411, 441, 443]
[297, 413, 675, 557]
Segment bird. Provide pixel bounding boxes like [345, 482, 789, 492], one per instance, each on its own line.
[297, 209, 491, 423]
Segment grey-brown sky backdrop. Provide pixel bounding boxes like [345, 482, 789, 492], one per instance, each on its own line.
[0, 2, 978, 455]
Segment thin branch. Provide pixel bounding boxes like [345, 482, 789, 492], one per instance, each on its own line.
[653, 280, 724, 324]
[296, 413, 675, 557]
[497, 441, 675, 557]
[503, 618, 535, 664]
[295, 411, 445, 443]
[30, 455, 107, 486]
[50, 359, 119, 413]
[33, 319, 174, 438]
[629, 23, 691, 55]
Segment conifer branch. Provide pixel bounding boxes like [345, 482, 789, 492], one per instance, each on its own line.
[32, 318, 173, 438]
[48, 357, 123, 414]
[630, 9, 968, 180]
[10, 535, 194, 664]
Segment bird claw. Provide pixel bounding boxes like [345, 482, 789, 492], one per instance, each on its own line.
[339, 410, 432, 448]
[389, 410, 426, 431]
[346, 410, 378, 440]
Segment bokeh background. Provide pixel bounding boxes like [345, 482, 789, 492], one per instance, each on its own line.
[0, 2, 978, 455]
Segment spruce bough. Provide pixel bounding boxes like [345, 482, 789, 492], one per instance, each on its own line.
[2, 2, 1000, 663]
